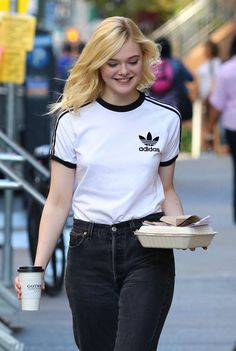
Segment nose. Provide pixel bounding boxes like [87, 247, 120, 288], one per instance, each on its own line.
[119, 63, 128, 76]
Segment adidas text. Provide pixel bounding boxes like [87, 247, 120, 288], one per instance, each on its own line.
[139, 146, 160, 152]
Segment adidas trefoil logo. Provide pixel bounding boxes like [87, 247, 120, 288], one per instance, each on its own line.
[139, 132, 160, 152]
[139, 132, 159, 146]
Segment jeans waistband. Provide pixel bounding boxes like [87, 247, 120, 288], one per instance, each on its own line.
[73, 212, 164, 235]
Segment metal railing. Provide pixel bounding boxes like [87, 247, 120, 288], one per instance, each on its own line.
[0, 130, 50, 351]
[150, 0, 236, 56]
[0, 137, 47, 351]
[0, 112, 52, 351]
[0, 130, 49, 289]
[0, 129, 50, 179]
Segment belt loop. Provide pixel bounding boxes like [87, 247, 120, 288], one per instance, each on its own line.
[88, 222, 94, 237]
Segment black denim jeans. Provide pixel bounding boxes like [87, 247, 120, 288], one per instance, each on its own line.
[65, 213, 175, 351]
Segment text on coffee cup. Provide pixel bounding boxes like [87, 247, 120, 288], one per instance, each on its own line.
[27, 284, 41, 289]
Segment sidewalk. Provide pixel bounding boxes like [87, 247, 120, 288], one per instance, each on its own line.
[1, 154, 236, 351]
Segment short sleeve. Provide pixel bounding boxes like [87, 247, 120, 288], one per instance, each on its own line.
[160, 115, 181, 167]
[50, 112, 77, 168]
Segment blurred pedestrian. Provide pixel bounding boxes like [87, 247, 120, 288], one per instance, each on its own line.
[15, 16, 184, 350]
[207, 35, 236, 224]
[56, 41, 76, 95]
[68, 41, 87, 61]
[77, 40, 86, 57]
[197, 40, 221, 106]
[197, 40, 222, 150]
[149, 37, 194, 122]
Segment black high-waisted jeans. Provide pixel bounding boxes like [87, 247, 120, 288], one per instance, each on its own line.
[65, 213, 175, 351]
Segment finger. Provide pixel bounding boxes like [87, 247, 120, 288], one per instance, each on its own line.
[14, 277, 20, 290]
[14, 276, 22, 299]
[14, 285, 22, 299]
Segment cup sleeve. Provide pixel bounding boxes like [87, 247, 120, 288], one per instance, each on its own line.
[50, 113, 77, 169]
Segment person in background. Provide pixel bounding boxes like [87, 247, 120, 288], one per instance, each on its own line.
[149, 37, 194, 122]
[56, 42, 76, 95]
[197, 40, 222, 150]
[207, 35, 236, 225]
[77, 41, 86, 57]
[197, 40, 221, 105]
[70, 41, 86, 61]
[15, 16, 184, 351]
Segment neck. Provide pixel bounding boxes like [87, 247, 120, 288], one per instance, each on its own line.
[101, 90, 140, 106]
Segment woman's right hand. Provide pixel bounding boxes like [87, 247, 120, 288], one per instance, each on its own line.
[14, 276, 21, 300]
[14, 274, 45, 300]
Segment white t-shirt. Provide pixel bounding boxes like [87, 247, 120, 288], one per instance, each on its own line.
[50, 92, 181, 224]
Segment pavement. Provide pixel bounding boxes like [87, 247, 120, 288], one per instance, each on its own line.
[0, 153, 236, 351]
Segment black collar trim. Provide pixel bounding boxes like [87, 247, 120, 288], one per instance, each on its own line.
[96, 92, 145, 112]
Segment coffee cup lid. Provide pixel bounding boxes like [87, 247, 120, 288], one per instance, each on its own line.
[17, 266, 44, 273]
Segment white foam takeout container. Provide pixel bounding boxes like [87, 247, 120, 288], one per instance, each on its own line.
[134, 225, 216, 249]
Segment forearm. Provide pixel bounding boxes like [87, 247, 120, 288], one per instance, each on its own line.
[33, 161, 75, 269]
[34, 200, 70, 269]
[161, 187, 184, 216]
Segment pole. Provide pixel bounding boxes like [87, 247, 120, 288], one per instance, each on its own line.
[2, 0, 18, 286]
[10, 0, 17, 11]
[2, 190, 13, 287]
[2, 86, 15, 286]
[191, 99, 203, 159]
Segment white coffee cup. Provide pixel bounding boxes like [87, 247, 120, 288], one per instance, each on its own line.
[17, 266, 44, 311]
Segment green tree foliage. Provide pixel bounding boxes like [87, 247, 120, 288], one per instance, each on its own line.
[85, 0, 193, 23]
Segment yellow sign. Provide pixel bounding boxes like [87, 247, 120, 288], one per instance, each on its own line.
[0, 47, 3, 62]
[17, 0, 29, 13]
[0, 0, 10, 12]
[0, 13, 36, 51]
[0, 47, 26, 84]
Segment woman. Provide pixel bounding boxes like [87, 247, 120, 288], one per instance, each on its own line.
[197, 40, 222, 150]
[208, 35, 236, 224]
[15, 17, 183, 351]
[197, 40, 221, 108]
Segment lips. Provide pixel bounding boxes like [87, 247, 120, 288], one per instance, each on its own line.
[114, 77, 133, 82]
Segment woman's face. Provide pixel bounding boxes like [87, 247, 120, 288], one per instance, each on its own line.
[100, 38, 143, 104]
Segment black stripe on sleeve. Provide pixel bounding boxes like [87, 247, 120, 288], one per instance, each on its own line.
[50, 111, 69, 155]
[50, 155, 76, 169]
[144, 95, 182, 152]
[159, 154, 178, 167]
[145, 95, 181, 119]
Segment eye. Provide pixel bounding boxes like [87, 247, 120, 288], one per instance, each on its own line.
[129, 60, 139, 65]
[107, 62, 118, 68]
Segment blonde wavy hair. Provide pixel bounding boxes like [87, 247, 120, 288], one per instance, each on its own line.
[50, 16, 160, 114]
